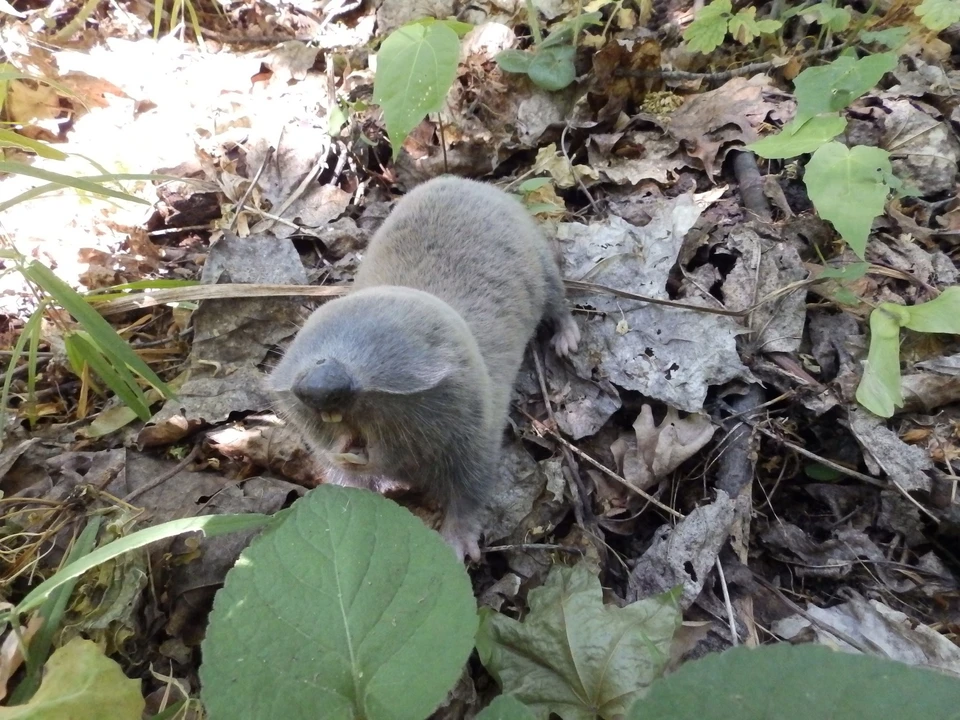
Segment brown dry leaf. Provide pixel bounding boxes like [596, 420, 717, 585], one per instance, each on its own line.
[8, 79, 61, 124]
[591, 37, 662, 113]
[665, 76, 784, 177]
[612, 404, 716, 491]
[532, 143, 600, 188]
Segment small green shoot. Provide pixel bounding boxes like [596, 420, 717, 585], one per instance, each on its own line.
[857, 287, 960, 417]
[683, 0, 781, 54]
[915, 0, 960, 31]
[495, 12, 602, 91]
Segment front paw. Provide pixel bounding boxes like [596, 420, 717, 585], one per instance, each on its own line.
[551, 314, 580, 357]
[440, 518, 482, 563]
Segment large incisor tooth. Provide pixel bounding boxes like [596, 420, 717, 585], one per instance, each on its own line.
[320, 411, 343, 423]
[333, 451, 368, 466]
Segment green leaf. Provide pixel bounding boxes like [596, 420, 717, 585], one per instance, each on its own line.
[818, 261, 870, 281]
[793, 53, 897, 123]
[477, 696, 539, 720]
[804, 463, 842, 481]
[476, 563, 681, 720]
[200, 486, 478, 720]
[747, 114, 847, 158]
[916, 0, 960, 31]
[20, 260, 173, 398]
[372, 21, 461, 160]
[0, 161, 148, 205]
[901, 286, 960, 333]
[12, 514, 276, 617]
[856, 304, 905, 418]
[540, 11, 604, 48]
[859, 27, 911, 49]
[0, 129, 68, 160]
[728, 7, 781, 44]
[804, 142, 893, 258]
[683, 0, 732, 53]
[832, 287, 862, 306]
[528, 45, 576, 91]
[436, 18, 475, 37]
[802, 2, 852, 31]
[628, 643, 960, 719]
[0, 637, 144, 719]
[495, 49, 534, 74]
[517, 177, 553, 193]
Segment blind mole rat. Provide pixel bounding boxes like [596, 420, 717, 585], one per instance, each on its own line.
[268, 176, 580, 561]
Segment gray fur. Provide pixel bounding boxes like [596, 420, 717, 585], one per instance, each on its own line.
[268, 176, 579, 561]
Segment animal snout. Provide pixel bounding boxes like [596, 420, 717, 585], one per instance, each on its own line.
[292, 358, 355, 412]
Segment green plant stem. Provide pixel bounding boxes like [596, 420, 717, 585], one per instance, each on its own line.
[525, 0, 543, 44]
[850, 0, 880, 39]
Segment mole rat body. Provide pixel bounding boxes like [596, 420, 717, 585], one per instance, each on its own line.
[268, 176, 579, 561]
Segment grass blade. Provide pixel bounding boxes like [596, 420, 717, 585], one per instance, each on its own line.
[8, 516, 103, 705]
[0, 162, 148, 205]
[21, 260, 173, 398]
[12, 513, 279, 616]
[0, 307, 44, 443]
[68, 333, 151, 420]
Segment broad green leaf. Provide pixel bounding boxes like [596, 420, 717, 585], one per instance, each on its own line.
[793, 53, 897, 123]
[682, 0, 731, 54]
[477, 696, 538, 720]
[0, 161, 148, 204]
[0, 637, 143, 719]
[528, 45, 576, 91]
[9, 518, 102, 705]
[628, 643, 960, 719]
[476, 563, 681, 720]
[747, 114, 847, 158]
[818, 261, 870, 281]
[496, 49, 534, 74]
[12, 513, 276, 616]
[856, 305, 904, 417]
[916, 0, 960, 31]
[728, 7, 781, 44]
[148, 701, 186, 720]
[200, 486, 478, 720]
[901, 286, 960, 333]
[802, 2, 852, 31]
[0, 129, 67, 160]
[20, 260, 173, 398]
[859, 27, 911, 49]
[372, 22, 461, 159]
[804, 142, 893, 258]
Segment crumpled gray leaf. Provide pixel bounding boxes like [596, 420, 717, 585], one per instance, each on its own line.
[847, 407, 933, 492]
[773, 592, 960, 678]
[558, 191, 752, 412]
[721, 226, 808, 354]
[627, 490, 736, 606]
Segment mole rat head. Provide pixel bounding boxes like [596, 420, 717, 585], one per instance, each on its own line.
[267, 289, 470, 472]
